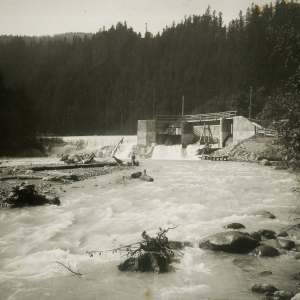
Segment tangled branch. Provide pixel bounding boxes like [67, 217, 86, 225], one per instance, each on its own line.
[86, 226, 183, 259]
[56, 261, 85, 276]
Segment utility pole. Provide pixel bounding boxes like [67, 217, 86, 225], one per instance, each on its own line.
[153, 89, 155, 119]
[249, 87, 252, 119]
[182, 95, 185, 116]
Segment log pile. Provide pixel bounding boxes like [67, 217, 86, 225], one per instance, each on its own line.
[60, 152, 96, 164]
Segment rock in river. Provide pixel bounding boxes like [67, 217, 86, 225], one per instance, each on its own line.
[276, 239, 296, 250]
[118, 252, 170, 273]
[199, 231, 259, 254]
[277, 231, 289, 237]
[253, 210, 276, 219]
[250, 231, 262, 241]
[273, 290, 294, 300]
[258, 229, 277, 236]
[249, 245, 280, 257]
[223, 223, 246, 229]
[250, 283, 278, 293]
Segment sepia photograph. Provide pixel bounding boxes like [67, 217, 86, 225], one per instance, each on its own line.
[0, 0, 300, 299]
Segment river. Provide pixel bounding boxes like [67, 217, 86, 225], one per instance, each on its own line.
[0, 137, 300, 300]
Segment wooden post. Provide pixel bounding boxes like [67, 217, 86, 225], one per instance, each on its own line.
[153, 89, 155, 119]
[249, 86, 252, 119]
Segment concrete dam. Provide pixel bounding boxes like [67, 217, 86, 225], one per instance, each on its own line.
[137, 111, 261, 149]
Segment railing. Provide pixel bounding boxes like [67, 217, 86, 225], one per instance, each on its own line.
[257, 128, 278, 137]
[155, 111, 237, 123]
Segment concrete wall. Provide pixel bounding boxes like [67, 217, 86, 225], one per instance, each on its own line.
[137, 120, 156, 146]
[233, 116, 256, 143]
[220, 118, 232, 148]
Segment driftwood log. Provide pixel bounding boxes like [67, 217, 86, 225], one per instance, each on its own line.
[112, 156, 124, 165]
[0, 175, 44, 181]
[0, 173, 79, 182]
[140, 170, 154, 182]
[29, 162, 118, 172]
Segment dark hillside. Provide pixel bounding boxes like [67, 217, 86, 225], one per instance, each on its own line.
[0, 0, 299, 136]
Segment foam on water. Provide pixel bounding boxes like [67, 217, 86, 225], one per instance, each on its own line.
[1, 159, 300, 300]
[152, 144, 199, 160]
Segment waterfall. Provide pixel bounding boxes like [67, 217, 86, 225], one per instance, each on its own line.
[40, 135, 204, 160]
[40, 135, 137, 158]
[152, 144, 200, 160]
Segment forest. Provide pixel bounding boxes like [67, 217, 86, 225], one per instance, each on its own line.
[0, 0, 299, 144]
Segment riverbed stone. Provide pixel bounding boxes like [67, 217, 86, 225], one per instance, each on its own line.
[258, 229, 277, 236]
[273, 290, 294, 300]
[260, 271, 273, 276]
[199, 231, 260, 254]
[250, 283, 278, 293]
[250, 231, 262, 241]
[168, 240, 193, 250]
[249, 245, 280, 257]
[276, 239, 296, 250]
[223, 223, 246, 229]
[277, 231, 289, 238]
[262, 233, 277, 240]
[254, 211, 276, 219]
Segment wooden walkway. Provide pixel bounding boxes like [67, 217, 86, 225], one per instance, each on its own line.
[201, 155, 229, 161]
[155, 111, 237, 123]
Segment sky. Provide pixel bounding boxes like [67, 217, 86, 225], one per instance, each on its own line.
[0, 0, 274, 37]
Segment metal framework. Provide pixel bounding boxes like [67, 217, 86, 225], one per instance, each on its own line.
[154, 111, 237, 123]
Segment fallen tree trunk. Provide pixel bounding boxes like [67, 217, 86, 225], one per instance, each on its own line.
[140, 169, 154, 182]
[0, 175, 44, 181]
[111, 138, 124, 157]
[29, 162, 118, 171]
[42, 172, 79, 181]
[112, 156, 124, 165]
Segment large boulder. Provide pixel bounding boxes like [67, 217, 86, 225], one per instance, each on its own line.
[199, 231, 260, 254]
[249, 245, 280, 257]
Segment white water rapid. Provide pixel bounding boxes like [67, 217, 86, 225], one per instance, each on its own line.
[1, 156, 300, 300]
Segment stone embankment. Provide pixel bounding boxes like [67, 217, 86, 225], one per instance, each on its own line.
[212, 133, 288, 167]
